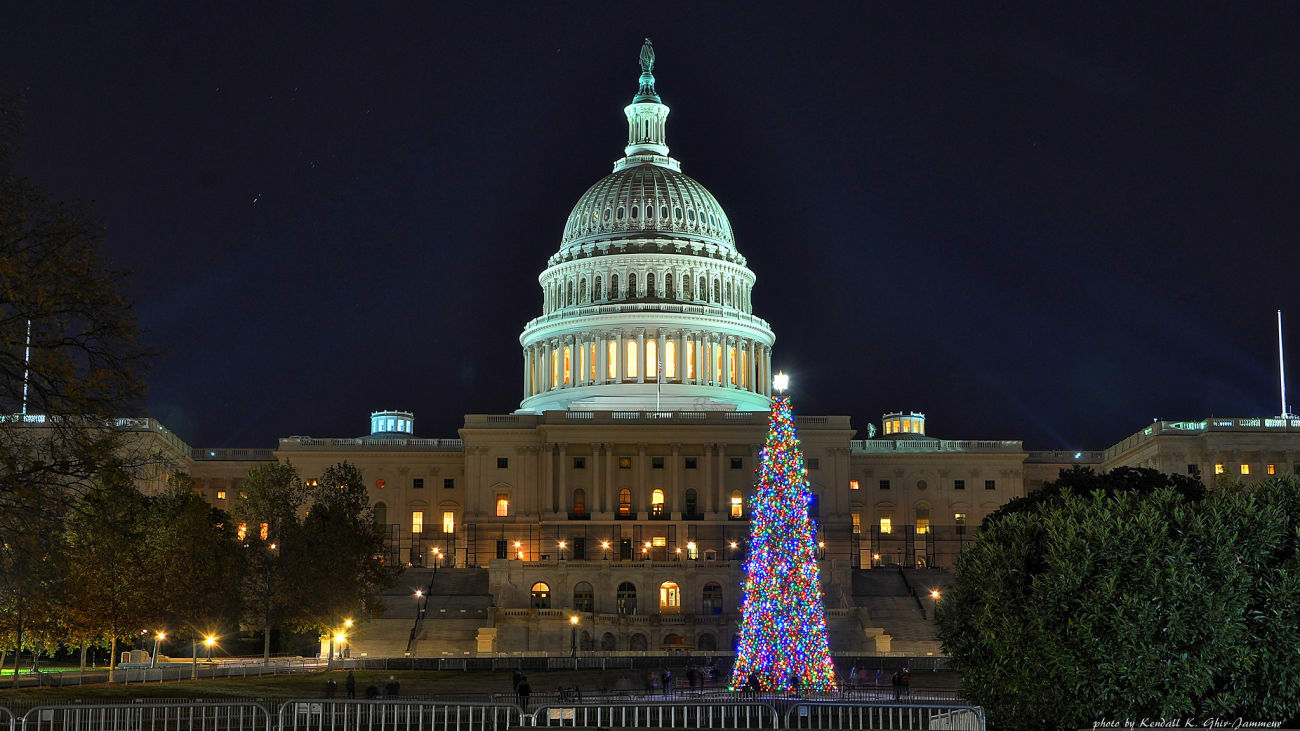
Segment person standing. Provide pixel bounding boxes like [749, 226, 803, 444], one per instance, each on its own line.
[662, 668, 673, 696]
[345, 671, 356, 699]
[517, 676, 531, 708]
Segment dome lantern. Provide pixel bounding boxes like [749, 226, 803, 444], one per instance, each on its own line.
[623, 38, 671, 160]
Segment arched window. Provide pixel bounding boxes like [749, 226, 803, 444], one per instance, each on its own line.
[686, 341, 695, 379]
[590, 343, 597, 381]
[666, 274, 675, 299]
[600, 632, 616, 651]
[714, 344, 723, 383]
[629, 272, 638, 297]
[530, 582, 551, 609]
[630, 205, 638, 220]
[725, 281, 731, 305]
[625, 339, 638, 379]
[563, 346, 571, 385]
[646, 272, 655, 297]
[651, 488, 665, 517]
[619, 488, 632, 516]
[607, 340, 617, 379]
[617, 582, 637, 615]
[566, 281, 573, 306]
[580, 630, 593, 651]
[683, 274, 691, 299]
[659, 581, 681, 613]
[573, 581, 594, 613]
[698, 277, 706, 301]
[702, 582, 723, 615]
[660, 205, 668, 219]
[646, 338, 657, 379]
[730, 489, 743, 519]
[610, 273, 619, 299]
[572, 488, 586, 517]
[594, 276, 603, 300]
[629, 633, 647, 651]
[579, 278, 587, 303]
[374, 502, 388, 527]
[665, 340, 676, 378]
[697, 633, 717, 651]
[684, 488, 698, 516]
[713, 279, 720, 303]
[916, 504, 931, 535]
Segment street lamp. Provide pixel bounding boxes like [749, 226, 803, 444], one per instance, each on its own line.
[601, 540, 610, 560]
[204, 635, 216, 661]
[569, 616, 579, 657]
[558, 540, 567, 560]
[929, 589, 940, 600]
[150, 631, 165, 669]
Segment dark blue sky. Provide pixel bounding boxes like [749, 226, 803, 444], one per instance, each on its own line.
[4, 3, 1298, 450]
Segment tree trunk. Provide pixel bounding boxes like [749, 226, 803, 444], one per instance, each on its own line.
[262, 622, 271, 666]
[109, 636, 117, 682]
[191, 638, 197, 680]
[80, 643, 87, 671]
[12, 620, 22, 689]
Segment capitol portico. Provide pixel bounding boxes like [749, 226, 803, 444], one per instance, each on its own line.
[93, 41, 1300, 659]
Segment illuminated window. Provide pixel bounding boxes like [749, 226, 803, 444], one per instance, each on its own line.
[216, 490, 227, 500]
[651, 489, 665, 516]
[740, 350, 747, 387]
[626, 339, 638, 378]
[714, 344, 722, 381]
[619, 488, 632, 515]
[1268, 464, 1276, 475]
[902, 419, 911, 433]
[687, 541, 698, 559]
[608, 340, 617, 378]
[496, 494, 509, 517]
[563, 346, 571, 384]
[646, 338, 657, 379]
[530, 582, 551, 609]
[665, 340, 676, 378]
[590, 343, 597, 380]
[305, 478, 318, 487]
[955, 512, 967, 535]
[728, 347, 737, 384]
[686, 341, 695, 378]
[1214, 463, 1225, 475]
[259, 522, 269, 541]
[618, 456, 632, 469]
[411, 511, 423, 535]
[551, 349, 558, 388]
[849, 480, 860, 491]
[237, 522, 247, 541]
[730, 489, 743, 518]
[442, 511, 454, 534]
[659, 581, 681, 613]
[880, 516, 892, 534]
[572, 488, 586, 516]
[851, 513, 861, 534]
[916, 505, 930, 534]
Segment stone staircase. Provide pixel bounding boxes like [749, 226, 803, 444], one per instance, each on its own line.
[850, 568, 947, 655]
[349, 568, 493, 658]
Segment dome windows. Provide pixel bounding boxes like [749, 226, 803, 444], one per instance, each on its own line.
[687, 209, 696, 223]
[709, 213, 716, 227]
[673, 206, 682, 221]
[630, 205, 638, 219]
[616, 207, 625, 221]
[660, 205, 669, 219]
[603, 208, 612, 222]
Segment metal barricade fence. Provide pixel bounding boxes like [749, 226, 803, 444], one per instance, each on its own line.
[531, 701, 780, 729]
[276, 700, 524, 731]
[784, 702, 986, 730]
[0, 706, 14, 731]
[20, 702, 273, 731]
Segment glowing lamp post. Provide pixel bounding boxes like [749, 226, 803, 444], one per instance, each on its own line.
[601, 540, 610, 560]
[204, 635, 216, 661]
[569, 615, 579, 657]
[773, 372, 790, 393]
[150, 631, 165, 669]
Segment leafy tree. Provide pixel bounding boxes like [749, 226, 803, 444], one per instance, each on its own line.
[293, 462, 396, 664]
[938, 473, 1300, 729]
[61, 471, 151, 678]
[233, 462, 305, 664]
[145, 475, 243, 674]
[0, 480, 67, 686]
[982, 465, 1206, 530]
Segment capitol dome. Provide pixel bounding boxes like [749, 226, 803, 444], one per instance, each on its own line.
[559, 165, 736, 254]
[519, 40, 775, 414]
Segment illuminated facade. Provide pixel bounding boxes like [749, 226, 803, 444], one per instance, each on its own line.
[106, 42, 1300, 658]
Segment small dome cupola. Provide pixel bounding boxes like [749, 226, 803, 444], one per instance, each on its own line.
[883, 411, 926, 437]
[623, 38, 671, 160]
[370, 410, 414, 435]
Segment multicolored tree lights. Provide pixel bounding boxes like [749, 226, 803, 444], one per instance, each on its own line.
[730, 391, 837, 692]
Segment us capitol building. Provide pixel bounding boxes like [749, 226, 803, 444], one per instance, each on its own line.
[107, 42, 1300, 658]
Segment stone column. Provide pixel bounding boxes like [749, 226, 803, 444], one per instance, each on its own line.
[671, 443, 681, 516]
[616, 331, 624, 382]
[637, 443, 648, 514]
[591, 443, 602, 513]
[604, 443, 615, 514]
[522, 348, 530, 398]
[695, 332, 704, 385]
[557, 443, 567, 512]
[677, 330, 686, 383]
[542, 443, 554, 517]
[656, 329, 666, 384]
[703, 443, 713, 516]
[636, 328, 646, 384]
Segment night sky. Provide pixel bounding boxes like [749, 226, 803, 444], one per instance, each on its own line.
[5, 4, 1298, 451]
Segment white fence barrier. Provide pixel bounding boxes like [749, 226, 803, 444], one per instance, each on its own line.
[275, 700, 524, 731]
[0, 707, 13, 731]
[530, 702, 781, 728]
[20, 702, 273, 731]
[784, 702, 986, 730]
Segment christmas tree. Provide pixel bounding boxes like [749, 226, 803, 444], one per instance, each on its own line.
[730, 381, 838, 692]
